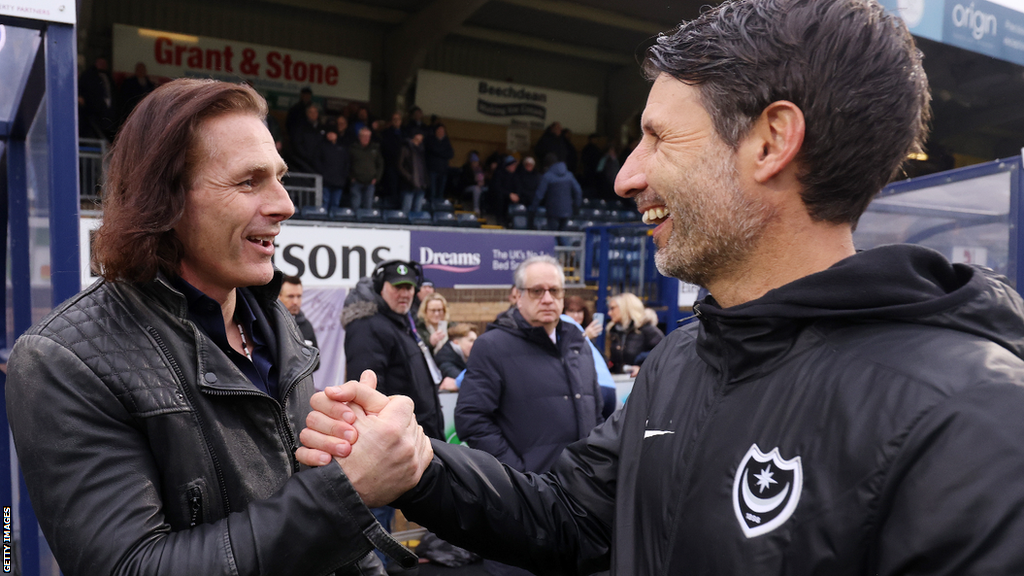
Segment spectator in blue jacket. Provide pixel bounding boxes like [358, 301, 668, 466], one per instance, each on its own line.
[531, 153, 582, 230]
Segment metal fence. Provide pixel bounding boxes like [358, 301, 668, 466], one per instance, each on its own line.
[79, 138, 107, 203]
[283, 171, 322, 209]
[77, 139, 323, 210]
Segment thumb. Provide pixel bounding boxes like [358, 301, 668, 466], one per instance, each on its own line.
[360, 369, 378, 390]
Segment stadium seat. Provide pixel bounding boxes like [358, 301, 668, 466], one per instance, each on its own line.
[433, 211, 457, 226]
[533, 215, 548, 230]
[456, 213, 481, 228]
[383, 209, 409, 225]
[409, 211, 432, 226]
[299, 205, 328, 220]
[511, 214, 529, 230]
[329, 207, 356, 222]
[563, 219, 582, 232]
[508, 203, 528, 217]
[356, 208, 383, 223]
[432, 198, 454, 213]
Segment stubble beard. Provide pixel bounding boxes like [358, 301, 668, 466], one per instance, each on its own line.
[654, 142, 777, 289]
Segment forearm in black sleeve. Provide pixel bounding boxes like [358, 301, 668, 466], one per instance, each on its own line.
[396, 409, 624, 576]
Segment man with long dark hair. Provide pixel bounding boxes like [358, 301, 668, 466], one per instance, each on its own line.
[299, 1, 1024, 574]
[5, 78, 430, 576]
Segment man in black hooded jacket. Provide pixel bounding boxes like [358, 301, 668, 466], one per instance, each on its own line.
[299, 1, 1024, 574]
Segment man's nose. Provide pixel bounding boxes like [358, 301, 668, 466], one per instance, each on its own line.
[615, 145, 648, 199]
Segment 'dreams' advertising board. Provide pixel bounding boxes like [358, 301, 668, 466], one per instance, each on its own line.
[411, 230, 556, 287]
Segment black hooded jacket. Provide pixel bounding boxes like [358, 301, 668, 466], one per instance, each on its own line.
[397, 244, 1024, 575]
[342, 285, 444, 440]
[455, 309, 603, 474]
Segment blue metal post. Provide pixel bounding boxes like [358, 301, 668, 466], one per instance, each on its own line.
[6, 138, 38, 576]
[44, 22, 80, 306]
[1009, 157, 1023, 291]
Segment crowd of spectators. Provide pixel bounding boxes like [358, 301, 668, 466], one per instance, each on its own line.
[276, 89, 626, 229]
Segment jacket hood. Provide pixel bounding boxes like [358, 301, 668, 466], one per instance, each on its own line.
[341, 276, 393, 328]
[695, 244, 1024, 380]
[546, 162, 568, 177]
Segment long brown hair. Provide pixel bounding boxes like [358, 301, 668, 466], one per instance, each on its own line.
[92, 79, 268, 282]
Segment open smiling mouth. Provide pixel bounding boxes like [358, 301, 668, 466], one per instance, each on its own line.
[641, 207, 670, 226]
[247, 236, 274, 247]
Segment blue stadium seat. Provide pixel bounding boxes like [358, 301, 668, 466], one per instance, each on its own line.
[299, 205, 328, 220]
[356, 208, 383, 223]
[622, 209, 641, 222]
[508, 203, 528, 217]
[563, 219, 582, 232]
[456, 213, 481, 228]
[409, 211, 432, 226]
[511, 214, 529, 230]
[329, 207, 356, 222]
[432, 198, 454, 213]
[433, 211, 457, 226]
[383, 209, 409, 224]
[533, 215, 549, 230]
[535, 206, 547, 217]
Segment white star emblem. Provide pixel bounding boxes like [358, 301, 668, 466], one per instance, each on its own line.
[753, 465, 777, 493]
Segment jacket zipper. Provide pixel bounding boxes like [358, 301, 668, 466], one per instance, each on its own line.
[201, 351, 318, 473]
[187, 485, 204, 527]
[148, 326, 235, 514]
[662, 305, 727, 569]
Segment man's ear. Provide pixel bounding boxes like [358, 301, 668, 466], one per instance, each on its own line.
[746, 100, 805, 184]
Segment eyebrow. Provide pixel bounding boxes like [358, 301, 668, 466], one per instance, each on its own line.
[240, 162, 288, 178]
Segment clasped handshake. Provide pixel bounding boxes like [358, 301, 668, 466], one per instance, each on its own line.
[295, 370, 434, 507]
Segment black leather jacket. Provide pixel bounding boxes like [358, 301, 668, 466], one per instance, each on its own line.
[6, 273, 412, 575]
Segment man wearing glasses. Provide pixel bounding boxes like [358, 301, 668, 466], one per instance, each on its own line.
[454, 254, 603, 576]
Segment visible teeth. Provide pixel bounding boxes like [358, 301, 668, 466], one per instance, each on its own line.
[642, 207, 670, 225]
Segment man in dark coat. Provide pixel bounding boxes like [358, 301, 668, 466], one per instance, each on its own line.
[289, 103, 325, 174]
[455, 255, 602, 576]
[398, 132, 428, 213]
[531, 153, 583, 230]
[318, 130, 351, 209]
[78, 57, 118, 140]
[302, 2, 1024, 574]
[7, 78, 428, 576]
[118, 62, 155, 123]
[342, 261, 444, 440]
[425, 124, 455, 205]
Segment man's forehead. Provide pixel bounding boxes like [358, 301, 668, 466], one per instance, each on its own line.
[523, 262, 563, 285]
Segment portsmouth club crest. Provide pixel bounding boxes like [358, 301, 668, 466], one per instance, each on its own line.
[732, 444, 803, 538]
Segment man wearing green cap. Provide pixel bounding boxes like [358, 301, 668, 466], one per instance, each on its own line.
[341, 259, 445, 440]
[341, 260, 445, 564]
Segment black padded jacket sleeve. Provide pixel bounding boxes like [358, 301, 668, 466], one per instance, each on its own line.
[6, 335, 380, 576]
[396, 406, 623, 576]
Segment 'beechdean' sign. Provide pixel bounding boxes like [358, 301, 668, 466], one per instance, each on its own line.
[415, 70, 597, 134]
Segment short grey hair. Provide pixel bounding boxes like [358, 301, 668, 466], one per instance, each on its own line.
[513, 255, 564, 289]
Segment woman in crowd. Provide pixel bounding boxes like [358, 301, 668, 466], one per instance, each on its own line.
[606, 292, 664, 374]
[434, 323, 478, 389]
[564, 295, 602, 341]
[416, 292, 451, 354]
